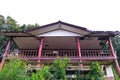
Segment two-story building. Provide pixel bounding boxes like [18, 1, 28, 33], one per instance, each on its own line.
[0, 21, 120, 80]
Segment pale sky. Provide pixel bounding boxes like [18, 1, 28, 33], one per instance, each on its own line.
[0, 0, 120, 31]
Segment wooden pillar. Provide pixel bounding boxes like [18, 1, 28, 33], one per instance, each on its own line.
[108, 37, 120, 77]
[108, 37, 116, 57]
[37, 37, 44, 69]
[0, 38, 11, 70]
[77, 37, 82, 69]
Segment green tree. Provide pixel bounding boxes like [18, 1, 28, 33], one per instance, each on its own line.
[20, 23, 39, 31]
[0, 15, 5, 30]
[0, 15, 20, 51]
[0, 15, 39, 51]
[6, 16, 20, 31]
[51, 58, 70, 80]
[0, 15, 8, 51]
[87, 61, 105, 80]
[111, 35, 120, 65]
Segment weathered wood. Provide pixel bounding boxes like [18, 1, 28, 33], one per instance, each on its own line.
[18, 49, 113, 59]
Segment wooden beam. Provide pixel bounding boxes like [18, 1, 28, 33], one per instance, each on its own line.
[108, 37, 120, 77]
[77, 37, 82, 69]
[0, 38, 11, 70]
[37, 37, 44, 69]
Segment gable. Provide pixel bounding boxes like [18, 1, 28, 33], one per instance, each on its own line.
[27, 21, 90, 36]
[38, 29, 82, 36]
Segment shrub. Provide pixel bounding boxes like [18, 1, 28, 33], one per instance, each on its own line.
[28, 66, 51, 80]
[51, 58, 70, 80]
[0, 59, 26, 80]
[87, 61, 105, 80]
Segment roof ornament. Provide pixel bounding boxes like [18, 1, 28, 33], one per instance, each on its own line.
[58, 21, 61, 30]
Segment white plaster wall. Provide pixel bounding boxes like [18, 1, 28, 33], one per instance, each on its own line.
[105, 65, 114, 77]
[38, 30, 82, 36]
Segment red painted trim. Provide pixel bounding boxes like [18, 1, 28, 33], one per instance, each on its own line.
[77, 37, 82, 68]
[108, 37, 120, 77]
[37, 37, 44, 69]
[0, 39, 11, 70]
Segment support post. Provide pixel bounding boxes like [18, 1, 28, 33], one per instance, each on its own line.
[108, 37, 120, 77]
[37, 37, 44, 69]
[0, 38, 11, 70]
[77, 37, 82, 69]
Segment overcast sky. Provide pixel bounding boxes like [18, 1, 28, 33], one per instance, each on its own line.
[0, 0, 120, 31]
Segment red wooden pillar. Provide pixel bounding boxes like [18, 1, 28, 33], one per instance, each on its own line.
[37, 37, 44, 69]
[0, 38, 11, 70]
[77, 37, 82, 69]
[108, 37, 120, 77]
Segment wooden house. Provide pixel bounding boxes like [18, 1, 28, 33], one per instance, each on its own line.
[0, 21, 120, 80]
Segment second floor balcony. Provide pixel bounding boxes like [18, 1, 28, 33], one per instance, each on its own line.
[17, 49, 116, 60]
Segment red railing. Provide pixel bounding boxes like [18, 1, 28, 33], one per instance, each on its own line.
[42, 50, 78, 58]
[18, 49, 113, 58]
[18, 50, 38, 58]
[81, 50, 112, 57]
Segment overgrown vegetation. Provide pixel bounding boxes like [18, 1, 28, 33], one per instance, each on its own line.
[0, 58, 107, 80]
[29, 66, 51, 80]
[0, 59, 26, 80]
[51, 58, 70, 80]
[87, 61, 105, 80]
[112, 65, 120, 80]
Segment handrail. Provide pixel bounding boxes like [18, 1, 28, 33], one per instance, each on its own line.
[17, 49, 113, 59]
[18, 50, 38, 58]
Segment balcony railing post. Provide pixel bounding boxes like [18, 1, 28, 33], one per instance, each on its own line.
[37, 37, 44, 69]
[77, 37, 82, 69]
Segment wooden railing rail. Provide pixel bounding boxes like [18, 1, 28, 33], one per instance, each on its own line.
[42, 50, 78, 58]
[81, 50, 112, 57]
[18, 50, 38, 58]
[17, 49, 113, 58]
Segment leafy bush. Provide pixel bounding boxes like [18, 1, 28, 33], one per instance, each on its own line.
[0, 59, 26, 80]
[112, 65, 120, 80]
[51, 58, 70, 80]
[30, 66, 51, 80]
[87, 61, 105, 80]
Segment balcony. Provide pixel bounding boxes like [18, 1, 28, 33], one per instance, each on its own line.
[17, 49, 116, 60]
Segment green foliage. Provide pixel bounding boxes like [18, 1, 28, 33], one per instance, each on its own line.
[0, 59, 27, 80]
[6, 16, 20, 31]
[20, 23, 39, 31]
[29, 66, 51, 80]
[112, 65, 120, 80]
[103, 35, 120, 65]
[87, 61, 105, 80]
[51, 58, 70, 80]
[111, 35, 120, 65]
